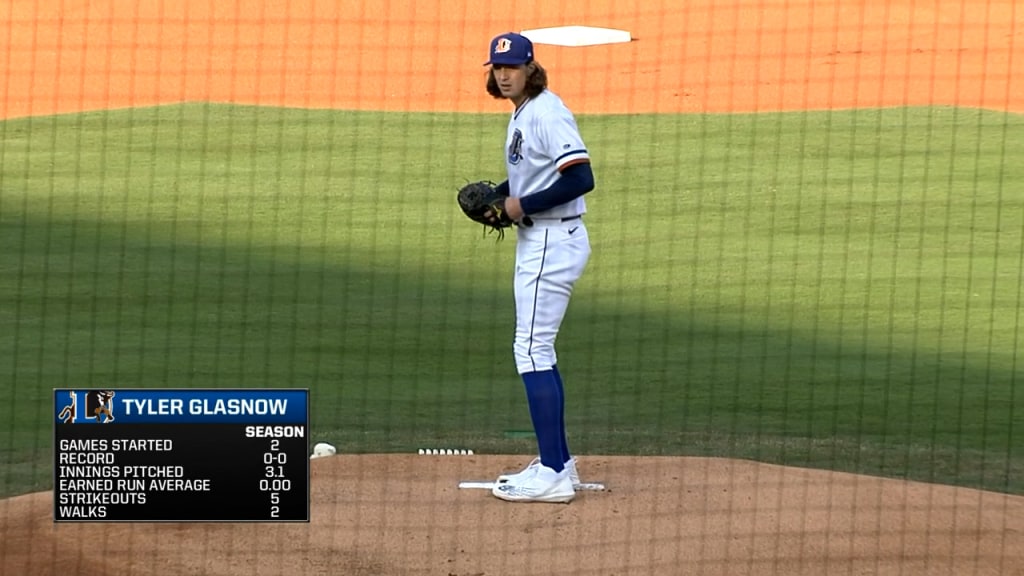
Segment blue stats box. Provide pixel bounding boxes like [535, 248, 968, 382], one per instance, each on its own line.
[54, 389, 308, 425]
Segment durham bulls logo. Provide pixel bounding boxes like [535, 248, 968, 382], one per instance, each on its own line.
[58, 390, 116, 424]
[86, 390, 116, 423]
[495, 37, 512, 54]
[508, 129, 524, 165]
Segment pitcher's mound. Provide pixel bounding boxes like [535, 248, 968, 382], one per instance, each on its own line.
[3, 454, 1022, 575]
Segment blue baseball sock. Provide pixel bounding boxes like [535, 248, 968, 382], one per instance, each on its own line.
[551, 365, 571, 464]
[520, 370, 565, 473]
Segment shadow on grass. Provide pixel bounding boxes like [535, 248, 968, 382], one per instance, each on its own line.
[1, 104, 1020, 496]
[2, 210, 1019, 496]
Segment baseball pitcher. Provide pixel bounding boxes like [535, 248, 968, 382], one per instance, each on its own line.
[458, 32, 596, 503]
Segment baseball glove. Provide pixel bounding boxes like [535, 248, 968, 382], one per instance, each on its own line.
[456, 180, 514, 240]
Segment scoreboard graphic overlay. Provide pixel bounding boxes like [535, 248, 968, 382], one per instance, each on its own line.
[53, 388, 310, 522]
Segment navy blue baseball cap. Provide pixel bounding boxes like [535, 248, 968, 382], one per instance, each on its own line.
[484, 32, 534, 66]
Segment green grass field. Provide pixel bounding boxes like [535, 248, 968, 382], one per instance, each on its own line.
[1, 104, 1021, 497]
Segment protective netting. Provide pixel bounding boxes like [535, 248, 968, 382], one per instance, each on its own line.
[1, 1, 1022, 574]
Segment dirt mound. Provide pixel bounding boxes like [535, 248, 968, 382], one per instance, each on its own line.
[3, 454, 1022, 575]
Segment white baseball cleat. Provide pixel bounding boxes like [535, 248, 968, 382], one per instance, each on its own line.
[497, 456, 581, 488]
[567, 457, 580, 487]
[496, 457, 541, 484]
[491, 464, 575, 503]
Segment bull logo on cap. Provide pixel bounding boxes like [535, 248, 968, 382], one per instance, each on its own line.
[495, 38, 512, 53]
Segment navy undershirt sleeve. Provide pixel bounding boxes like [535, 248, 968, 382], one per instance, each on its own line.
[494, 180, 510, 197]
[518, 162, 595, 215]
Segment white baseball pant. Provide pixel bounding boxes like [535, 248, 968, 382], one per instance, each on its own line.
[513, 218, 591, 374]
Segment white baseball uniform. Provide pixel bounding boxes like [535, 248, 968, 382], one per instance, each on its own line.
[505, 89, 592, 374]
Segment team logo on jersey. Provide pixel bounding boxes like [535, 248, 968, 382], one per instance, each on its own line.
[508, 129, 524, 165]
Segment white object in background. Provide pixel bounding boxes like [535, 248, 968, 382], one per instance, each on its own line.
[519, 26, 632, 47]
[310, 442, 337, 459]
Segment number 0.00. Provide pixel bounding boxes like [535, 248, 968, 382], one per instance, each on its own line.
[259, 478, 292, 492]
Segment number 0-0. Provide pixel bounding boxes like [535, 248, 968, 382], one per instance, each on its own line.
[263, 452, 287, 464]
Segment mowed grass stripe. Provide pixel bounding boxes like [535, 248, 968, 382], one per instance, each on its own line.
[0, 104, 1021, 496]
